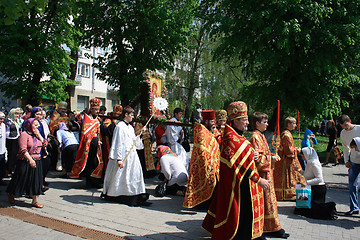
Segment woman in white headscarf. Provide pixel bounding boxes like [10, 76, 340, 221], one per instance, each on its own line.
[295, 147, 337, 219]
[350, 137, 360, 152]
[4, 108, 22, 176]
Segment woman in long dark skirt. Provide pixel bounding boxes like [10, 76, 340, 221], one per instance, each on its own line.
[7, 118, 47, 208]
[30, 107, 50, 190]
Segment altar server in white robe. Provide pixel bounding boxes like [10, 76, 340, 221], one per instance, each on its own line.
[101, 106, 151, 206]
[165, 108, 189, 171]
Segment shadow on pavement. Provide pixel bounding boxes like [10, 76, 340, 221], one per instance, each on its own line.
[129, 219, 210, 240]
[278, 205, 360, 230]
[332, 173, 348, 177]
[60, 191, 103, 206]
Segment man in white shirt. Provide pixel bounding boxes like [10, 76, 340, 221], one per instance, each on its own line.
[165, 108, 189, 170]
[0, 112, 7, 185]
[338, 114, 360, 215]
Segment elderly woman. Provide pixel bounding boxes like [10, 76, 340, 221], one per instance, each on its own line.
[4, 108, 22, 176]
[294, 147, 337, 219]
[30, 107, 51, 189]
[6, 118, 47, 208]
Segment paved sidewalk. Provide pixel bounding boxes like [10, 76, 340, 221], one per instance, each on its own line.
[0, 163, 358, 240]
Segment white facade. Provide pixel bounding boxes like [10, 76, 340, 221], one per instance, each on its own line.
[71, 46, 120, 113]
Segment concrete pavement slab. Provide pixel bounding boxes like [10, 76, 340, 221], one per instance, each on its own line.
[0, 162, 358, 239]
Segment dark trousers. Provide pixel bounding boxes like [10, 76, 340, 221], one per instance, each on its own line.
[41, 154, 51, 182]
[0, 154, 5, 180]
[62, 144, 79, 171]
[6, 139, 19, 174]
[80, 137, 99, 177]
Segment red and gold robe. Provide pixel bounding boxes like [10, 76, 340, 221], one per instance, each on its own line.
[183, 122, 220, 208]
[135, 122, 155, 171]
[249, 130, 281, 233]
[202, 124, 264, 240]
[274, 130, 305, 201]
[48, 110, 70, 135]
[70, 113, 103, 178]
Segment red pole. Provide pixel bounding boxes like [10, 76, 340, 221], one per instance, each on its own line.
[298, 110, 301, 148]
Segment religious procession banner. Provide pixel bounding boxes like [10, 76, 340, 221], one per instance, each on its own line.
[183, 122, 220, 208]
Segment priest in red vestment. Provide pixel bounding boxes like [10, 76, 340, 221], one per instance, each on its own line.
[249, 112, 289, 239]
[70, 98, 104, 188]
[183, 110, 220, 209]
[48, 101, 70, 135]
[202, 101, 270, 240]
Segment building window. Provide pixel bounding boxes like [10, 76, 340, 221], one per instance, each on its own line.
[98, 98, 105, 106]
[77, 95, 89, 112]
[77, 62, 90, 77]
[97, 47, 107, 55]
[112, 99, 119, 106]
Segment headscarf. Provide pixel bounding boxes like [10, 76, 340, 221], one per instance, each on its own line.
[156, 145, 177, 159]
[30, 107, 42, 118]
[354, 137, 360, 150]
[8, 108, 21, 129]
[28, 107, 46, 138]
[58, 122, 69, 131]
[301, 147, 320, 165]
[24, 118, 38, 154]
[301, 128, 317, 148]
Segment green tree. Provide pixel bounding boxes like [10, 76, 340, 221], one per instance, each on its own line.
[209, 0, 360, 120]
[77, 0, 197, 105]
[167, 20, 249, 121]
[0, 0, 48, 25]
[0, 0, 81, 106]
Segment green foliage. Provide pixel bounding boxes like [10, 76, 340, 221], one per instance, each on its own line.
[0, 0, 48, 25]
[0, 0, 81, 104]
[78, 0, 197, 103]
[208, 0, 360, 120]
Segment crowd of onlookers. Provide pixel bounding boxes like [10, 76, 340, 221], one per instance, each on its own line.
[0, 103, 87, 208]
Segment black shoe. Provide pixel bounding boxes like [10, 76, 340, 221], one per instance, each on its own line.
[265, 229, 290, 239]
[100, 193, 106, 199]
[345, 210, 359, 215]
[42, 186, 49, 192]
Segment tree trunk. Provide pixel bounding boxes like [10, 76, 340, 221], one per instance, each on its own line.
[184, 29, 204, 122]
[66, 49, 79, 109]
[28, 71, 42, 106]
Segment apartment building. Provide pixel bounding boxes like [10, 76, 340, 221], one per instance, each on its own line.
[70, 46, 120, 113]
